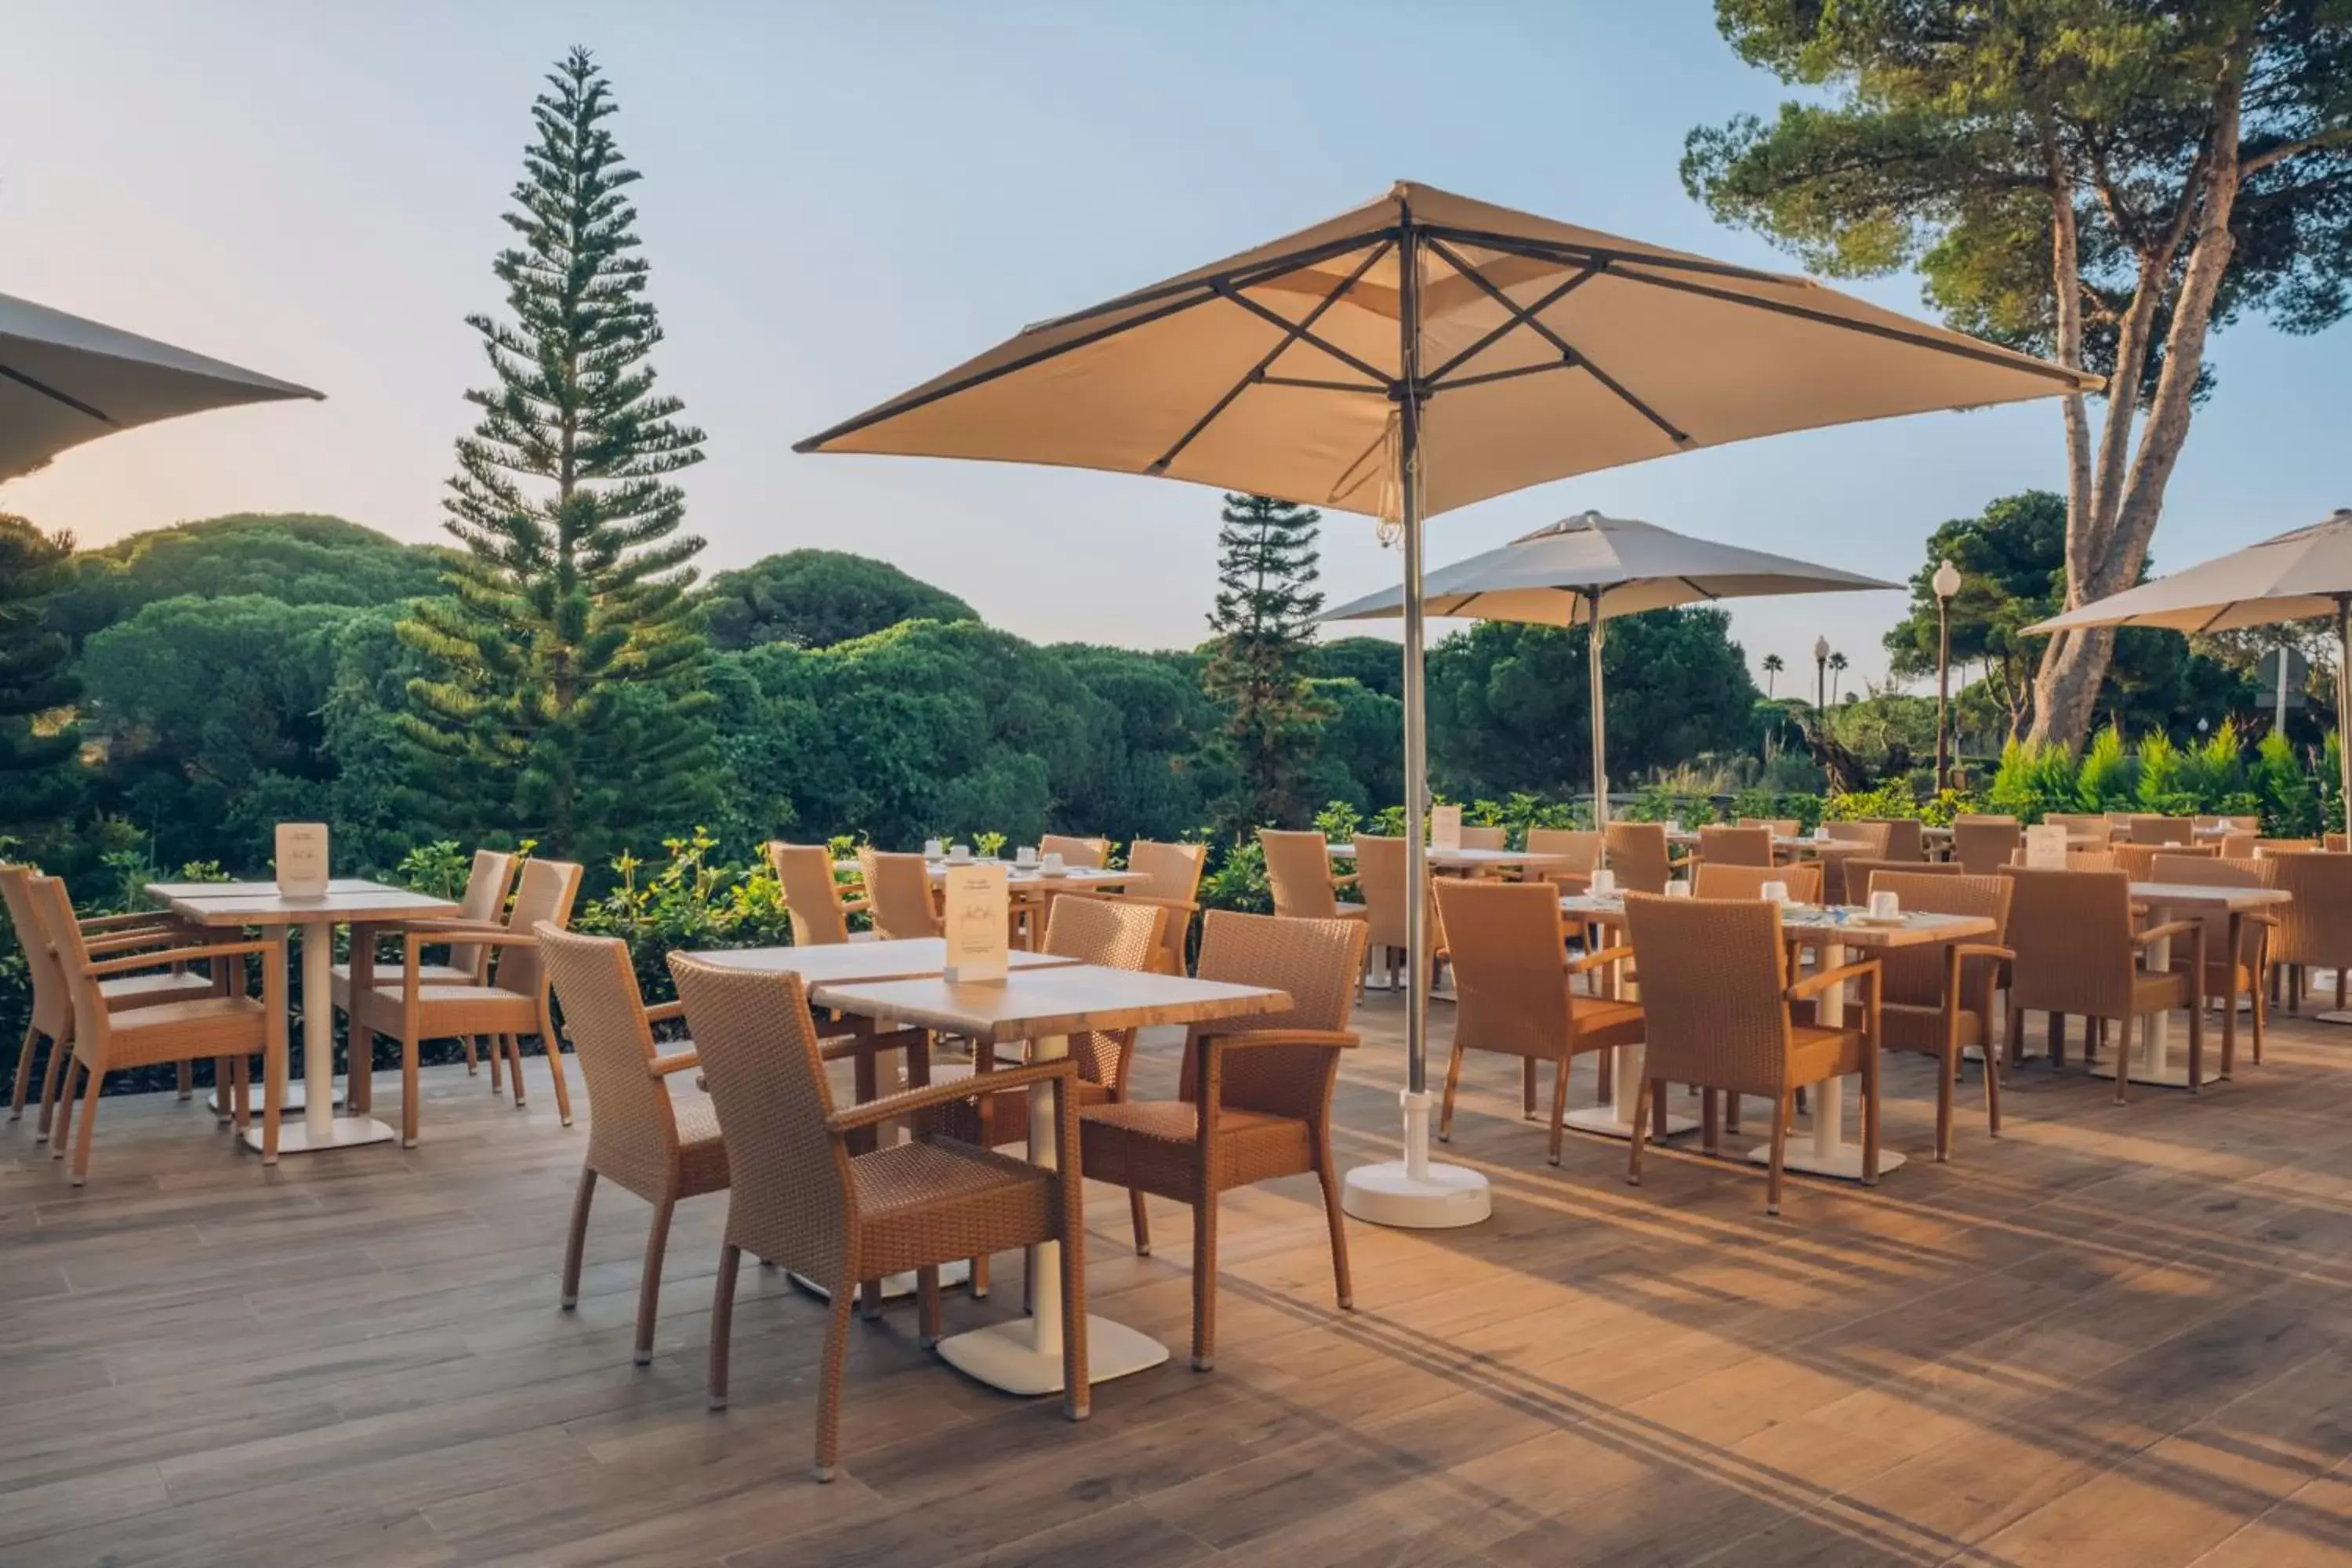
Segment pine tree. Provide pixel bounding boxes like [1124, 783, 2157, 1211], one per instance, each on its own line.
[0, 514, 82, 851]
[400, 48, 710, 858]
[1201, 493, 1330, 837]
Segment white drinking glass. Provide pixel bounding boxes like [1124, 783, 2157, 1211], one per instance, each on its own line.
[1760, 880, 1790, 904]
[1042, 851, 1065, 873]
[1015, 845, 1038, 867]
[1588, 868, 1618, 898]
[1869, 889, 1900, 920]
[1664, 878, 1692, 898]
[949, 843, 972, 863]
[924, 838, 945, 860]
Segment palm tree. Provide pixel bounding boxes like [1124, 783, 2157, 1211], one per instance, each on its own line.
[1828, 651, 1849, 703]
[1761, 652, 1784, 695]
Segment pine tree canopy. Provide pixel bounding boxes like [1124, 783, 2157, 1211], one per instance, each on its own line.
[399, 46, 712, 857]
[1202, 492, 1330, 837]
[0, 514, 84, 844]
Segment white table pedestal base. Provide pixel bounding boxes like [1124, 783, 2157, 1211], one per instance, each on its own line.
[1344, 1091, 1492, 1228]
[244, 1115, 397, 1155]
[2089, 1006, 2224, 1088]
[789, 1260, 970, 1303]
[1562, 1045, 1697, 1141]
[270, 920, 397, 1156]
[2314, 1011, 2352, 1026]
[936, 1312, 1168, 1396]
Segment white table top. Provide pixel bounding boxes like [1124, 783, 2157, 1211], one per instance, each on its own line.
[151, 879, 458, 927]
[686, 937, 1079, 985]
[1562, 894, 1997, 949]
[809, 963, 1290, 1046]
[1323, 843, 1571, 869]
[2129, 881, 2293, 913]
[833, 859, 1143, 890]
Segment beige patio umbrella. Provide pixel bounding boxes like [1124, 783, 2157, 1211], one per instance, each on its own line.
[2028, 507, 2352, 812]
[1322, 509, 1900, 832]
[798, 180, 2096, 1229]
[0, 289, 320, 478]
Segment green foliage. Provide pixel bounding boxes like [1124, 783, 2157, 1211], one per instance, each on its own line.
[396, 840, 473, 900]
[2178, 720, 2250, 811]
[400, 48, 713, 861]
[1986, 738, 2078, 824]
[1620, 786, 1717, 826]
[0, 514, 82, 851]
[1918, 788, 1986, 828]
[1196, 838, 1270, 916]
[1303, 637, 1402, 700]
[2076, 725, 2136, 811]
[1201, 494, 1330, 838]
[572, 828, 791, 1003]
[1730, 787, 1824, 831]
[1820, 781, 1917, 822]
[2135, 730, 2184, 813]
[702, 550, 977, 651]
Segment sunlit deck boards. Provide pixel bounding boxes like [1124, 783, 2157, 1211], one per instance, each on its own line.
[7, 996, 2352, 1566]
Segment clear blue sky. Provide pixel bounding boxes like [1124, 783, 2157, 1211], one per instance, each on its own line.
[5, 1, 2346, 688]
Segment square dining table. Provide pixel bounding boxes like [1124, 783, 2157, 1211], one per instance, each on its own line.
[806, 963, 1289, 1396]
[147, 879, 458, 1154]
[1323, 842, 1573, 875]
[2108, 881, 2294, 1087]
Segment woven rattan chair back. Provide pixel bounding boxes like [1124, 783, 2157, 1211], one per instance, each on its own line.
[1189, 911, 1367, 1120]
[1823, 821, 1893, 851]
[445, 849, 518, 983]
[1457, 825, 1508, 851]
[1864, 818, 1926, 862]
[1952, 818, 2021, 875]
[1041, 895, 1166, 1089]
[1350, 835, 1418, 951]
[667, 956, 846, 1281]
[1039, 833, 1109, 869]
[1868, 872, 2011, 1009]
[2, 865, 71, 1040]
[770, 842, 855, 946]
[539, 924, 679, 1191]
[2218, 830, 2259, 857]
[858, 848, 942, 939]
[2129, 817, 2194, 846]
[1126, 839, 1206, 905]
[1697, 826, 1773, 867]
[1432, 880, 1570, 1061]
[29, 876, 103, 1028]
[1525, 828, 1602, 876]
[2115, 842, 2215, 880]
[2001, 867, 2133, 1015]
[1846, 858, 1960, 895]
[1261, 829, 1345, 919]
[1622, 892, 1788, 1093]
[1739, 817, 1801, 837]
[2266, 850, 2352, 969]
[1603, 823, 1671, 894]
[489, 859, 583, 999]
[2148, 853, 2266, 965]
[2045, 812, 2111, 837]
[1692, 862, 1821, 902]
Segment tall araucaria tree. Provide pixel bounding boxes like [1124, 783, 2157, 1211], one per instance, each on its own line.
[0, 514, 83, 849]
[1201, 492, 1331, 837]
[401, 47, 712, 856]
[1685, 0, 2352, 747]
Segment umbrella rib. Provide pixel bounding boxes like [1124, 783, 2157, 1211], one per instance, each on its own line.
[1425, 360, 1581, 394]
[1261, 376, 1391, 394]
[1423, 238, 1690, 445]
[1677, 576, 1719, 601]
[1421, 264, 1602, 385]
[0, 362, 114, 425]
[1210, 284, 1395, 390]
[1424, 224, 1798, 288]
[1021, 230, 1400, 336]
[1148, 240, 1393, 475]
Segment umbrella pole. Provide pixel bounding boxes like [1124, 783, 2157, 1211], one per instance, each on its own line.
[2338, 595, 2351, 829]
[1588, 588, 1609, 840]
[1341, 210, 1490, 1230]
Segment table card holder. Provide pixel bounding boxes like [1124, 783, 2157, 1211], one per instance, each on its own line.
[2024, 824, 2069, 869]
[1431, 804, 1463, 853]
[275, 822, 329, 898]
[942, 862, 1010, 983]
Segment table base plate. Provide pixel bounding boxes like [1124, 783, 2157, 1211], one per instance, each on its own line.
[212, 1087, 338, 1117]
[935, 1313, 1167, 1395]
[2313, 1011, 2352, 1027]
[1562, 1106, 1699, 1142]
[243, 1115, 398, 1155]
[1747, 1142, 1907, 1181]
[2089, 1057, 2227, 1088]
[1341, 1159, 1493, 1228]
[788, 1261, 971, 1302]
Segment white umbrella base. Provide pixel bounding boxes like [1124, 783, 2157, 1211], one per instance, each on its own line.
[1562, 1106, 1700, 1142]
[2089, 1058, 2227, 1088]
[936, 1314, 1168, 1395]
[1746, 1142, 1908, 1181]
[241, 1114, 397, 1156]
[1343, 1160, 1493, 1227]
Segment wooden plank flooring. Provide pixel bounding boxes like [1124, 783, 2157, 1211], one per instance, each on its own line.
[9, 991, 2352, 1565]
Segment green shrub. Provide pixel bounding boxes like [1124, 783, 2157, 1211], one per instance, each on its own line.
[1987, 738, 2077, 823]
[2133, 730, 2183, 811]
[572, 828, 792, 1003]
[1820, 780, 1918, 822]
[2075, 725, 2135, 811]
[2176, 720, 2247, 811]
[1621, 785, 1717, 826]
[1197, 839, 1271, 914]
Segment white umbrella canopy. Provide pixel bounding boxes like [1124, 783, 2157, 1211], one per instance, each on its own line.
[2027, 507, 2352, 808]
[798, 180, 2092, 1229]
[0, 289, 321, 478]
[1323, 510, 1898, 829]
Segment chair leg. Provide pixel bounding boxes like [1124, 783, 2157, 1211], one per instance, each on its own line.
[1191, 1194, 1219, 1372]
[1650, 1079, 1670, 1140]
[561, 1167, 598, 1308]
[1596, 1046, 1613, 1106]
[1522, 1058, 1538, 1120]
[1547, 1054, 1572, 1166]
[9, 1022, 38, 1121]
[69, 1059, 102, 1185]
[463, 1033, 480, 1076]
[634, 1197, 674, 1366]
[916, 1265, 942, 1348]
[2114, 1012, 2132, 1105]
[1860, 1060, 1881, 1188]
[176, 1059, 193, 1102]
[2006, 1002, 2026, 1070]
[1984, 1031, 2004, 1140]
[2048, 1011, 2064, 1070]
[1725, 1091, 1741, 1136]
[814, 1279, 856, 1480]
[231, 1055, 249, 1130]
[487, 1029, 505, 1092]
[1128, 1188, 1152, 1258]
[1700, 1088, 1720, 1156]
[1766, 1091, 1794, 1215]
[2252, 973, 2267, 1065]
[36, 1035, 71, 1139]
[1935, 1045, 1957, 1163]
[708, 1243, 741, 1411]
[505, 1034, 527, 1107]
[969, 1248, 990, 1301]
[1436, 1036, 1466, 1143]
[401, 1033, 421, 1148]
[1626, 1076, 1652, 1186]
[539, 1002, 573, 1127]
[2187, 991, 2206, 1095]
[1316, 1141, 1352, 1310]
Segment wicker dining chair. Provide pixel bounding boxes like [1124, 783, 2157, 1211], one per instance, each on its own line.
[1739, 817, 1802, 837]
[1837, 858, 1960, 894]
[2218, 831, 2260, 858]
[1691, 862, 1823, 902]
[669, 954, 1089, 1479]
[1526, 828, 1602, 894]
[1951, 818, 2023, 875]
[31, 876, 289, 1183]
[2129, 818, 2194, 846]
[934, 894, 1164, 1294]
[1431, 880, 1645, 1163]
[1603, 822, 1673, 895]
[1697, 826, 1774, 867]
[2114, 841, 2216, 881]
[537, 924, 727, 1367]
[342, 858, 585, 1144]
[1457, 825, 1508, 852]
[1619, 893, 1882, 1214]
[1862, 818, 1927, 862]
[1094, 838, 1205, 975]
[1260, 829, 1363, 920]
[1998, 866, 2203, 1098]
[328, 848, 516, 1083]
[856, 849, 943, 941]
[1352, 834, 1447, 992]
[5, 866, 216, 1131]
[1816, 822, 1893, 904]
[2263, 850, 2352, 1016]
[769, 842, 870, 946]
[1863, 871, 2014, 1160]
[1080, 910, 1368, 1371]
[2147, 853, 2276, 1071]
[1038, 833, 1110, 869]
[2328, 833, 2351, 854]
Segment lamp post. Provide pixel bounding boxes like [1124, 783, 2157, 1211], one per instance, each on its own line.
[1813, 635, 1830, 713]
[1933, 557, 1961, 791]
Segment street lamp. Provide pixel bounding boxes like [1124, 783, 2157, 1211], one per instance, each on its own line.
[1813, 635, 1830, 713]
[1932, 557, 1962, 790]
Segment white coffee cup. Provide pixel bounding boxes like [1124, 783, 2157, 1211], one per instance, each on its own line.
[949, 843, 972, 863]
[1869, 889, 1900, 920]
[1042, 851, 1065, 873]
[1588, 868, 1618, 897]
[1016, 845, 1038, 867]
[1814, 826, 1831, 840]
[1666, 818, 1682, 835]
[1760, 880, 1790, 904]
[1665, 878, 1692, 898]
[924, 838, 945, 859]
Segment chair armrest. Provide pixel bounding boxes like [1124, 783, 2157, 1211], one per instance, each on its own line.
[1785, 957, 1880, 1004]
[827, 1058, 1076, 1132]
[404, 928, 534, 959]
[82, 911, 183, 931]
[82, 938, 281, 978]
[642, 1000, 686, 1025]
[816, 1025, 930, 1063]
[398, 918, 507, 935]
[2133, 920, 2201, 948]
[1199, 1028, 1359, 1053]
[1949, 943, 2016, 964]
[1566, 943, 1635, 976]
[83, 926, 199, 954]
[1098, 891, 1200, 914]
[650, 1051, 701, 1077]
[2242, 913, 2282, 929]
[837, 895, 872, 915]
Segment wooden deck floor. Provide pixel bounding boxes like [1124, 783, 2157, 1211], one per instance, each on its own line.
[9, 991, 2352, 1566]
